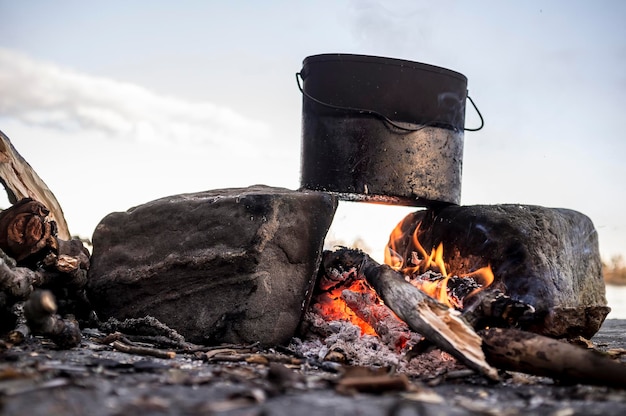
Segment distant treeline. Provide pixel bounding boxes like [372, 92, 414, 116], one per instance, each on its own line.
[603, 254, 626, 285]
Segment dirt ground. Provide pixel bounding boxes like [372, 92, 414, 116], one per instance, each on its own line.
[1, 320, 625, 416]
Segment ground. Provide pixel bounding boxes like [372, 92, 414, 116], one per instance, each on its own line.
[1, 320, 625, 415]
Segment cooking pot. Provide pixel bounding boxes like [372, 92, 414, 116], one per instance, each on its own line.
[298, 53, 482, 207]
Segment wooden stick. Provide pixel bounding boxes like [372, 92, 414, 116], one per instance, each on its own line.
[0, 130, 70, 240]
[481, 327, 626, 388]
[111, 340, 176, 359]
[323, 248, 499, 381]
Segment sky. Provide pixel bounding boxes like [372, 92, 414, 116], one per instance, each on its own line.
[0, 0, 625, 267]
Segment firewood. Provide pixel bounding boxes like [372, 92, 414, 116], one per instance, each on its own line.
[24, 290, 81, 348]
[480, 327, 626, 389]
[6, 302, 29, 344]
[0, 130, 70, 240]
[462, 289, 536, 330]
[323, 248, 499, 381]
[340, 289, 412, 350]
[0, 198, 58, 264]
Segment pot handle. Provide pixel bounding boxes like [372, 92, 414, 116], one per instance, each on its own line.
[296, 72, 484, 132]
[464, 94, 484, 132]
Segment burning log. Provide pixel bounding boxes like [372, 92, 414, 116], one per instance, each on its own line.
[340, 288, 412, 350]
[481, 327, 626, 389]
[323, 248, 499, 381]
[321, 249, 626, 388]
[310, 263, 413, 349]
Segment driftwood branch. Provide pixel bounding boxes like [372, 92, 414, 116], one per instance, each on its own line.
[481, 327, 626, 389]
[0, 252, 37, 299]
[323, 248, 499, 381]
[0, 129, 70, 240]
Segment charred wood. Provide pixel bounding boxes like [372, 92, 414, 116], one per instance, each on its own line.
[0, 134, 92, 345]
[481, 327, 626, 389]
[340, 289, 412, 350]
[0, 251, 37, 300]
[322, 248, 499, 381]
[0, 200, 93, 332]
[6, 302, 29, 344]
[0, 198, 57, 266]
[462, 289, 537, 330]
[24, 290, 81, 348]
[0, 198, 58, 266]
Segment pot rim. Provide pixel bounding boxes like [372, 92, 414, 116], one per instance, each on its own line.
[302, 53, 467, 83]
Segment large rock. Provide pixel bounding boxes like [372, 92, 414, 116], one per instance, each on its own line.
[87, 186, 337, 346]
[391, 204, 610, 338]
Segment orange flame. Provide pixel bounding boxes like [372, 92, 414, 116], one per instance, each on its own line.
[386, 218, 495, 308]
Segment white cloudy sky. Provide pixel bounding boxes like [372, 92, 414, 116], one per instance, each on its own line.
[0, 0, 625, 264]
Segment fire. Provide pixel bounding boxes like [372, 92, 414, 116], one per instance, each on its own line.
[311, 216, 495, 348]
[313, 279, 379, 336]
[385, 219, 494, 308]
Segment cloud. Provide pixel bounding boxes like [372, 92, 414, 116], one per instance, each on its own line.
[0, 48, 271, 146]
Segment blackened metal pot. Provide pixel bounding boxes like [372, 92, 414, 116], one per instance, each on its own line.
[298, 54, 480, 207]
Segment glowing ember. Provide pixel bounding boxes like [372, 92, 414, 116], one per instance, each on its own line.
[311, 215, 495, 347]
[386, 219, 495, 308]
[312, 279, 379, 336]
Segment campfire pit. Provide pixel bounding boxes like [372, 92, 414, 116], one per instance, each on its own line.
[290, 53, 616, 389]
[1, 52, 625, 415]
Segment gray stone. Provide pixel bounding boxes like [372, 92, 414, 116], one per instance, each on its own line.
[86, 185, 337, 346]
[392, 204, 609, 338]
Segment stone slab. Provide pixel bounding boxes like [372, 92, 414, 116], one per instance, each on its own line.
[86, 185, 337, 345]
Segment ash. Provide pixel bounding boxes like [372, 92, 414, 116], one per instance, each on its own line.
[291, 311, 465, 379]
